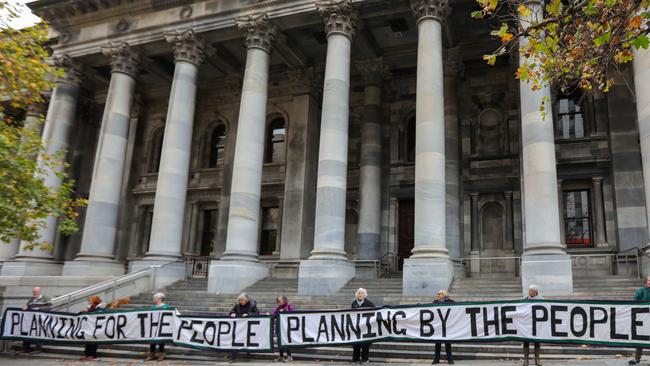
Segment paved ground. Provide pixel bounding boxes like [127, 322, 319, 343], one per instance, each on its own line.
[0, 354, 648, 366]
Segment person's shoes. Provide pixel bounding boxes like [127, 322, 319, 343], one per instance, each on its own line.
[284, 356, 293, 362]
[361, 360, 370, 365]
[274, 356, 284, 362]
[432, 361, 440, 365]
[86, 356, 97, 360]
[145, 353, 155, 361]
[79, 356, 88, 360]
[157, 352, 165, 362]
[448, 361, 455, 365]
[629, 361, 640, 365]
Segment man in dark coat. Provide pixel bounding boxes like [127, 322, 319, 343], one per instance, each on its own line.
[351, 288, 375, 364]
[229, 293, 259, 362]
[432, 290, 454, 365]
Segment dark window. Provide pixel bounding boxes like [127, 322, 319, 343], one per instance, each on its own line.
[259, 206, 279, 256]
[564, 190, 592, 247]
[265, 118, 286, 163]
[556, 92, 585, 139]
[200, 209, 218, 256]
[141, 206, 154, 255]
[406, 116, 415, 163]
[207, 125, 226, 168]
[149, 130, 164, 173]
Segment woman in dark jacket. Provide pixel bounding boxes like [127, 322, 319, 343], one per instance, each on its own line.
[351, 288, 375, 364]
[432, 290, 454, 365]
[229, 293, 259, 362]
[80, 296, 104, 360]
[272, 295, 295, 362]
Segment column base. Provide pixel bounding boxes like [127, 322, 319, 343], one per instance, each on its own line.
[0, 260, 62, 276]
[62, 260, 126, 276]
[402, 257, 454, 296]
[298, 258, 355, 296]
[128, 260, 186, 290]
[521, 253, 573, 296]
[207, 260, 269, 294]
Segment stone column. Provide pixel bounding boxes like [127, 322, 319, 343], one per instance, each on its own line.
[505, 191, 514, 250]
[355, 58, 389, 260]
[592, 177, 608, 247]
[207, 14, 276, 294]
[557, 179, 566, 244]
[186, 202, 200, 255]
[279, 68, 320, 262]
[403, 0, 453, 296]
[633, 37, 650, 252]
[298, 0, 357, 295]
[130, 29, 207, 281]
[2, 55, 82, 276]
[519, 1, 573, 295]
[63, 42, 140, 276]
[470, 193, 480, 251]
[444, 47, 462, 259]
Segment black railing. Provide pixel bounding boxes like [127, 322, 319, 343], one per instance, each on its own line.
[184, 255, 211, 278]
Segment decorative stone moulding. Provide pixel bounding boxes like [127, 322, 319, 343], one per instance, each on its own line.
[165, 28, 209, 66]
[236, 13, 277, 53]
[355, 57, 392, 87]
[101, 42, 141, 78]
[51, 54, 84, 87]
[316, 0, 358, 39]
[410, 0, 451, 23]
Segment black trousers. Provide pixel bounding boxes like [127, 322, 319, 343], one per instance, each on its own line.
[352, 344, 370, 362]
[22, 341, 41, 352]
[84, 344, 98, 357]
[150, 343, 165, 353]
[634, 347, 643, 361]
[279, 348, 292, 357]
[434, 342, 453, 362]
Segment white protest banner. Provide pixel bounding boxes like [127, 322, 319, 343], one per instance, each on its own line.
[175, 314, 273, 351]
[278, 300, 650, 348]
[1, 308, 274, 352]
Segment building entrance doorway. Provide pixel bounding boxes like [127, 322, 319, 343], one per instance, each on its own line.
[398, 199, 414, 270]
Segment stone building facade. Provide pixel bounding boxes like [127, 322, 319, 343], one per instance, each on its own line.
[3, 0, 650, 296]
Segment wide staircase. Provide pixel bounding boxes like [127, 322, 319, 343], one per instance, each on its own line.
[10, 273, 643, 363]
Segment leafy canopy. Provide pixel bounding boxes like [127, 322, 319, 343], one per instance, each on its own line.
[0, 1, 86, 251]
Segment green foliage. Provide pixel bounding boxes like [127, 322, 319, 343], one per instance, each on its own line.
[474, 0, 650, 95]
[0, 1, 85, 251]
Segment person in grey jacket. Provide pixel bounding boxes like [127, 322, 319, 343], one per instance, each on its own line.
[21, 287, 51, 353]
[351, 288, 375, 364]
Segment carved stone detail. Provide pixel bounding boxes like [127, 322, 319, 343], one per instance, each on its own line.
[316, 0, 357, 39]
[355, 57, 391, 86]
[165, 28, 209, 65]
[51, 54, 83, 87]
[444, 46, 464, 77]
[101, 42, 140, 78]
[410, 0, 451, 24]
[236, 13, 277, 53]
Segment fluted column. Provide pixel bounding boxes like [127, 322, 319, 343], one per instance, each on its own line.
[355, 58, 389, 260]
[403, 0, 454, 296]
[130, 30, 207, 278]
[208, 14, 276, 294]
[2, 55, 82, 276]
[298, 0, 357, 295]
[519, 1, 572, 295]
[63, 42, 140, 276]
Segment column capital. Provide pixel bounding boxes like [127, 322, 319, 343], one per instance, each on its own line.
[286, 67, 322, 95]
[236, 13, 277, 53]
[51, 54, 83, 87]
[444, 46, 464, 77]
[355, 57, 391, 87]
[165, 28, 209, 66]
[101, 42, 141, 78]
[316, 0, 358, 40]
[592, 176, 603, 183]
[410, 0, 451, 24]
[470, 192, 479, 198]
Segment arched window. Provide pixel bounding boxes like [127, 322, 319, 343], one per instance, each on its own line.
[405, 115, 415, 163]
[265, 117, 286, 163]
[148, 129, 164, 173]
[206, 124, 227, 168]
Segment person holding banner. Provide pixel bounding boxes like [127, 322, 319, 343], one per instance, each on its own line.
[629, 275, 650, 365]
[523, 285, 543, 366]
[432, 290, 454, 365]
[145, 292, 171, 362]
[21, 287, 51, 353]
[272, 295, 295, 362]
[80, 296, 105, 360]
[229, 293, 259, 362]
[351, 288, 375, 364]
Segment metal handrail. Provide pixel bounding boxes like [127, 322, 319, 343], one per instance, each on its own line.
[457, 256, 522, 277]
[378, 252, 398, 278]
[49, 261, 182, 312]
